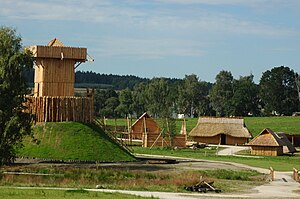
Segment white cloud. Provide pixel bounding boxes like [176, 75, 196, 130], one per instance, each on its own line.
[1, 0, 298, 38]
[93, 37, 206, 58]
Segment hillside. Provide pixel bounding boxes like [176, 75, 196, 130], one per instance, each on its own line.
[18, 122, 135, 162]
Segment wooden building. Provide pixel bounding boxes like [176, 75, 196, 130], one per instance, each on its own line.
[26, 38, 94, 123]
[189, 117, 252, 145]
[131, 112, 160, 140]
[28, 38, 87, 97]
[286, 134, 300, 147]
[247, 128, 296, 156]
[131, 112, 186, 148]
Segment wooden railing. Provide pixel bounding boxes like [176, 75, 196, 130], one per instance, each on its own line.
[94, 119, 133, 154]
[293, 168, 299, 182]
[269, 167, 275, 181]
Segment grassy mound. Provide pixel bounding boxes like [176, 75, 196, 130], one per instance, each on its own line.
[18, 122, 135, 162]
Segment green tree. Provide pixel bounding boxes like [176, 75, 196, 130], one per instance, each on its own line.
[178, 74, 211, 117]
[0, 27, 33, 165]
[102, 97, 120, 118]
[259, 66, 299, 115]
[145, 78, 172, 118]
[296, 72, 300, 103]
[94, 89, 119, 117]
[209, 70, 234, 116]
[231, 75, 259, 116]
[116, 88, 133, 117]
[132, 82, 147, 117]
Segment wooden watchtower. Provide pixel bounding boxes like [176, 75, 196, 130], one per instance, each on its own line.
[29, 38, 86, 97]
[26, 38, 94, 123]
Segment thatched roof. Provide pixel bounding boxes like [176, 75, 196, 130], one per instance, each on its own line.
[248, 128, 282, 146]
[248, 128, 297, 153]
[189, 117, 252, 138]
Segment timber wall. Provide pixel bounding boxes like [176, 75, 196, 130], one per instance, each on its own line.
[286, 134, 300, 147]
[34, 59, 75, 97]
[226, 135, 247, 145]
[192, 135, 247, 145]
[172, 134, 187, 148]
[131, 118, 160, 139]
[192, 136, 220, 145]
[26, 96, 94, 123]
[144, 133, 186, 148]
[250, 146, 283, 156]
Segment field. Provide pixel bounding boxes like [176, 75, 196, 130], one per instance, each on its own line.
[18, 122, 135, 162]
[0, 163, 264, 194]
[103, 116, 300, 138]
[9, 116, 299, 197]
[133, 147, 300, 171]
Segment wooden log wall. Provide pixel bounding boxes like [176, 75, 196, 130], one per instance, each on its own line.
[25, 96, 94, 123]
[29, 45, 87, 60]
[143, 133, 187, 148]
[250, 146, 283, 156]
[172, 134, 187, 148]
[34, 59, 75, 97]
[145, 133, 170, 148]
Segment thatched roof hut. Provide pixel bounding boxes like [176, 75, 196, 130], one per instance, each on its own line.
[248, 128, 296, 156]
[189, 117, 252, 145]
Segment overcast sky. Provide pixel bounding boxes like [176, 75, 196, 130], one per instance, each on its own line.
[1, 0, 299, 82]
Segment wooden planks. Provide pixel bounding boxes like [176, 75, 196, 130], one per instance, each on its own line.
[25, 96, 94, 123]
[34, 59, 75, 96]
[29, 45, 87, 61]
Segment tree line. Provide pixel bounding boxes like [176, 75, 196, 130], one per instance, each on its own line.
[94, 66, 300, 118]
[24, 69, 150, 90]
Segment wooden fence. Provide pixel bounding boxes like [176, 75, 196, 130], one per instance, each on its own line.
[25, 96, 94, 123]
[293, 168, 299, 182]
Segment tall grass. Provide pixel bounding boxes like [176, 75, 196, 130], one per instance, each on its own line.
[0, 166, 263, 193]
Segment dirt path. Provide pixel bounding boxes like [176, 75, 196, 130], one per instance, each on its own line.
[216, 146, 250, 156]
[134, 154, 300, 198]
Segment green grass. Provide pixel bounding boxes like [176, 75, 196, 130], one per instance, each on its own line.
[244, 116, 300, 137]
[18, 122, 135, 162]
[133, 147, 300, 171]
[0, 165, 263, 193]
[103, 116, 300, 138]
[0, 188, 153, 199]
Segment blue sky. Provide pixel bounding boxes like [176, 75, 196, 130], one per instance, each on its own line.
[1, 0, 299, 82]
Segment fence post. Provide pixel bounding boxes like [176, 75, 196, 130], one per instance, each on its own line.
[293, 168, 299, 182]
[270, 167, 275, 181]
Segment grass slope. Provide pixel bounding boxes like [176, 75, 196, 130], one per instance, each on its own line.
[244, 116, 300, 137]
[18, 122, 135, 162]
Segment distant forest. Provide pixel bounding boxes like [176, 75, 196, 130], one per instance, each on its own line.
[23, 66, 300, 118]
[24, 69, 172, 90]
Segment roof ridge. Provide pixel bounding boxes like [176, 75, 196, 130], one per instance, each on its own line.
[47, 38, 65, 47]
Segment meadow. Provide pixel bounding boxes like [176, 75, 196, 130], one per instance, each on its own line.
[0, 164, 264, 194]
[103, 116, 300, 137]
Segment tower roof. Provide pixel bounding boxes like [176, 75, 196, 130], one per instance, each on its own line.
[47, 38, 65, 47]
